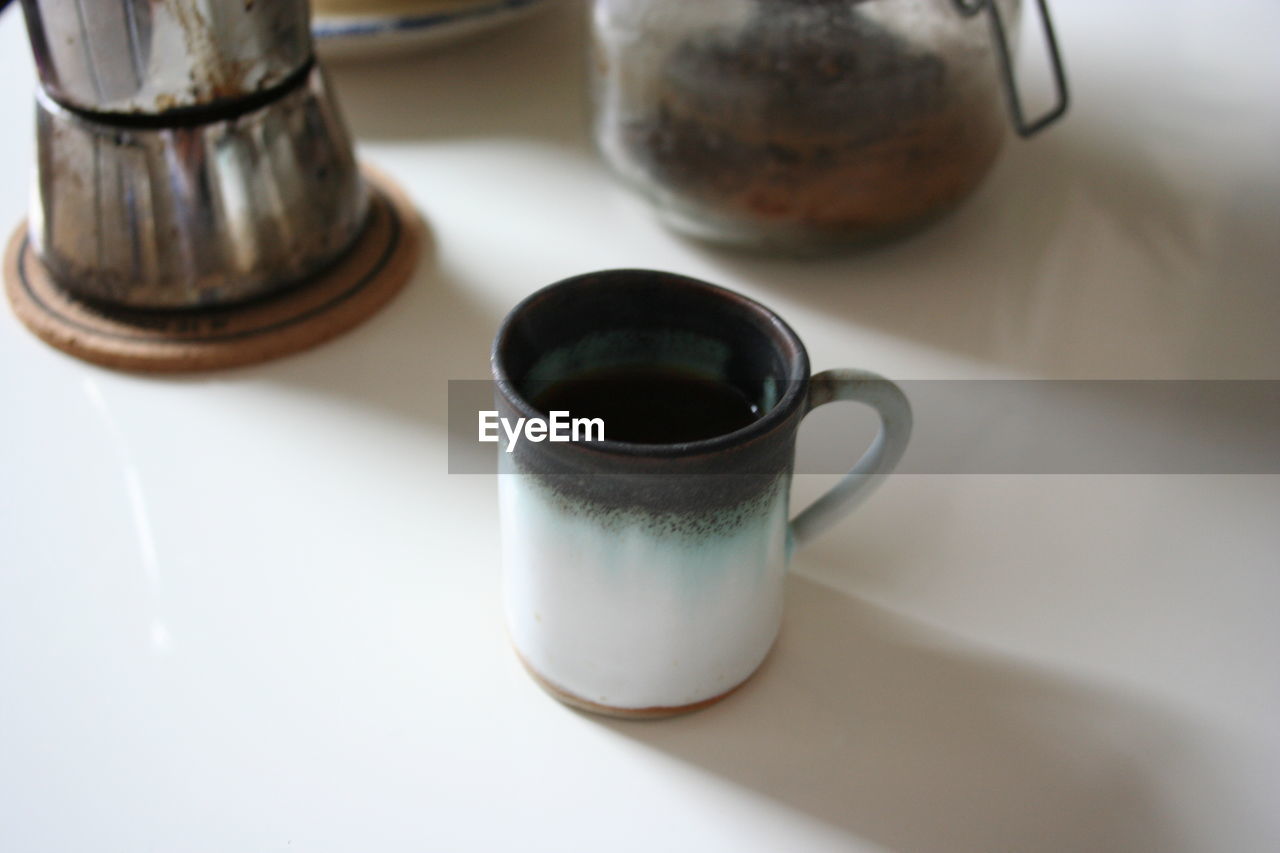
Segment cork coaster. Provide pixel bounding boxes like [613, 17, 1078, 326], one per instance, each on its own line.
[3, 166, 424, 373]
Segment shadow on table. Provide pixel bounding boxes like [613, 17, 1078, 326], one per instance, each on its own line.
[324, 0, 591, 152]
[687, 117, 1280, 378]
[224, 223, 503, 434]
[595, 573, 1202, 853]
[239, 0, 590, 423]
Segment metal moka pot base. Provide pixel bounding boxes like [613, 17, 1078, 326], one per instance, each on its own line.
[4, 166, 424, 373]
[29, 65, 369, 310]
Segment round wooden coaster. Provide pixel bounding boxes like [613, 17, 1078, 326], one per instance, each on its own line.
[3, 166, 424, 373]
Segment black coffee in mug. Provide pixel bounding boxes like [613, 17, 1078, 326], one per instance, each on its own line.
[531, 365, 762, 444]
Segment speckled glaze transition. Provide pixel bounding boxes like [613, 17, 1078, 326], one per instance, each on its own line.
[492, 269, 911, 717]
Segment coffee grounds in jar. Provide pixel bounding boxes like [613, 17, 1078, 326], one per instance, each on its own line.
[623, 2, 1005, 243]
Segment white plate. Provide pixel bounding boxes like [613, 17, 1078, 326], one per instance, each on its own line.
[314, 0, 549, 61]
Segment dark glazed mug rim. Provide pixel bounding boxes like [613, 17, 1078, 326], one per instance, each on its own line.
[491, 268, 811, 459]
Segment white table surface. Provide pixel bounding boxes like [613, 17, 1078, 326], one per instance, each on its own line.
[2, 2, 1278, 851]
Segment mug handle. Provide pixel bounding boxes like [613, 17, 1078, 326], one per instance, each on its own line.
[789, 370, 913, 550]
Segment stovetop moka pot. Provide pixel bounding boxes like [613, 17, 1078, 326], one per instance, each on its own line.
[18, 0, 368, 308]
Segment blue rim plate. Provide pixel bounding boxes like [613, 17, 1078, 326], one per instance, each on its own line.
[314, 0, 549, 59]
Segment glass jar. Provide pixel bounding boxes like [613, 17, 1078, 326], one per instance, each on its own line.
[590, 0, 1067, 251]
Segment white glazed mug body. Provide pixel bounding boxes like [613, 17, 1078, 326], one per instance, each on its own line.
[499, 453, 792, 715]
[492, 270, 911, 717]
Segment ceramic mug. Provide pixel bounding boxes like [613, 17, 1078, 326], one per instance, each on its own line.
[491, 269, 912, 718]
